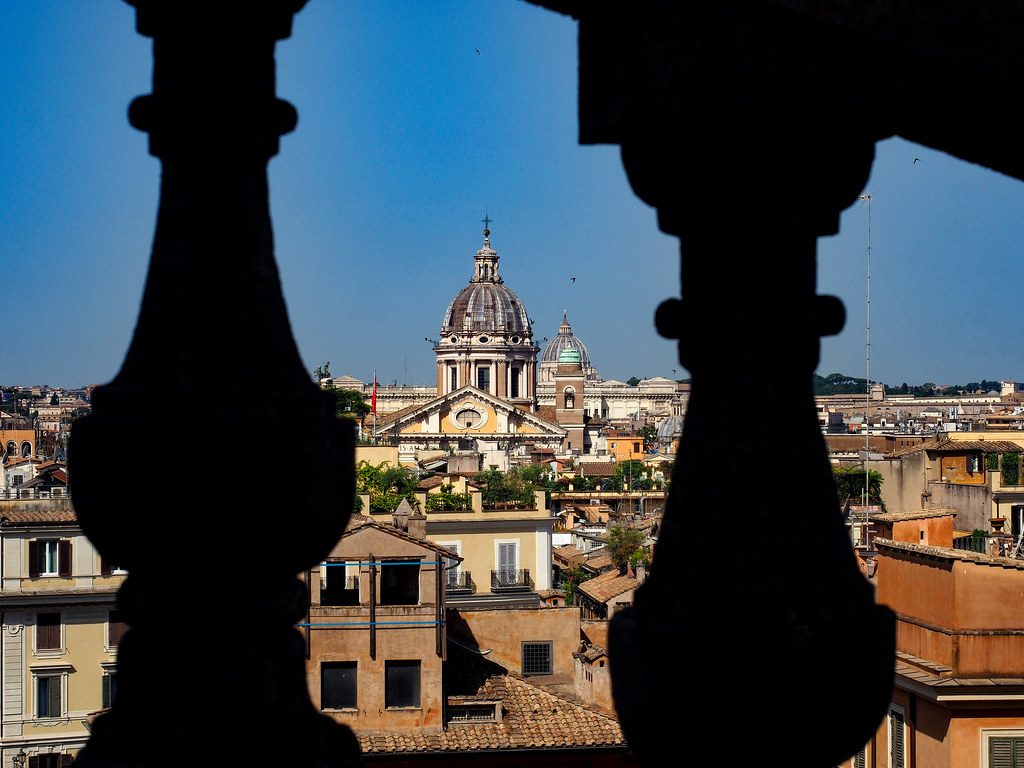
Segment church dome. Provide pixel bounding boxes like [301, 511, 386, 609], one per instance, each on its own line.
[541, 313, 593, 369]
[539, 312, 601, 384]
[441, 231, 532, 337]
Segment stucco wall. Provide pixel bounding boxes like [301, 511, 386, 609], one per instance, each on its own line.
[878, 544, 1024, 675]
[448, 606, 580, 678]
[926, 481, 991, 531]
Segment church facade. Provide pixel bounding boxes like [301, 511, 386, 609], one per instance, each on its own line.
[333, 227, 686, 464]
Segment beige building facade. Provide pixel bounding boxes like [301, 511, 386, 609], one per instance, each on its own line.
[0, 500, 125, 767]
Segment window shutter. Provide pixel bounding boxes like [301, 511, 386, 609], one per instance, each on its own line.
[499, 542, 515, 571]
[58, 540, 71, 577]
[100, 556, 112, 576]
[889, 710, 905, 768]
[990, 736, 1024, 768]
[29, 541, 40, 578]
[48, 677, 62, 717]
[59, 756, 74, 768]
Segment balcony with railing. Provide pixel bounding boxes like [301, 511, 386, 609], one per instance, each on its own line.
[490, 568, 531, 592]
[444, 571, 474, 594]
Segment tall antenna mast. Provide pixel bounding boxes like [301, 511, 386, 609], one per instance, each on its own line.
[860, 193, 872, 550]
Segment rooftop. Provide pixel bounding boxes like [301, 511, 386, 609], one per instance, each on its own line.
[354, 673, 625, 755]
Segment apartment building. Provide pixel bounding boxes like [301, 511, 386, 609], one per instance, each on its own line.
[0, 501, 126, 767]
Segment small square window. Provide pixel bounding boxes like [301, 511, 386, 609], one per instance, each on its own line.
[36, 612, 61, 651]
[522, 641, 553, 676]
[385, 660, 421, 708]
[321, 662, 357, 710]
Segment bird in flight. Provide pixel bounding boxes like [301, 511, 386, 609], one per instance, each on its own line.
[913, 157, 920, 164]
[570, 277, 576, 283]
[475, 48, 481, 55]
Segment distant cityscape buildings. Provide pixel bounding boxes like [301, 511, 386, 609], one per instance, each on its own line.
[7, 228, 1024, 765]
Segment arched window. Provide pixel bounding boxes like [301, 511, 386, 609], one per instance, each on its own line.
[563, 387, 575, 409]
[21, 441, 32, 458]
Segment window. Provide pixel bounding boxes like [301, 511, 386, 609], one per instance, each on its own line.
[100, 556, 127, 576]
[385, 660, 420, 708]
[986, 732, 1024, 768]
[28, 755, 72, 768]
[450, 366, 458, 392]
[455, 409, 479, 428]
[321, 662, 357, 710]
[496, 541, 518, 585]
[380, 561, 419, 605]
[29, 539, 71, 578]
[852, 746, 867, 768]
[36, 612, 61, 651]
[320, 561, 360, 606]
[439, 542, 461, 588]
[889, 707, 906, 768]
[477, 366, 490, 392]
[102, 672, 118, 708]
[522, 641, 553, 676]
[510, 368, 520, 399]
[36, 675, 62, 718]
[107, 610, 127, 648]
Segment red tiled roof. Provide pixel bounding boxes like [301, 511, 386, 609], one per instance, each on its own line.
[355, 674, 625, 755]
[577, 462, 617, 477]
[577, 570, 637, 603]
[0, 505, 78, 525]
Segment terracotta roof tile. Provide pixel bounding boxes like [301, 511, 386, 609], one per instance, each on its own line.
[0, 505, 78, 525]
[577, 462, 617, 477]
[576, 570, 637, 603]
[355, 674, 625, 755]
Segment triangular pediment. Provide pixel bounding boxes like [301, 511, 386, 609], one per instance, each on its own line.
[376, 385, 565, 437]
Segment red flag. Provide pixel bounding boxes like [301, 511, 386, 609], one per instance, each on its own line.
[372, 375, 377, 415]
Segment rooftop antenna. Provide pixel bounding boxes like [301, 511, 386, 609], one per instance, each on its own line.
[860, 193, 872, 551]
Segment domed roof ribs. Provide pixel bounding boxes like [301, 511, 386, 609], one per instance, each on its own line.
[440, 227, 532, 337]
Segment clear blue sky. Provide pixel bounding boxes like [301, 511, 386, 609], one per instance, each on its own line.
[4, 2, 1024, 390]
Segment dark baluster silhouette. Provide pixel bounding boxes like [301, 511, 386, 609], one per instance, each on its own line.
[69, 2, 359, 765]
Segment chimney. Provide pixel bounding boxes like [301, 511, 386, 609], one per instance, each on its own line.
[407, 513, 427, 540]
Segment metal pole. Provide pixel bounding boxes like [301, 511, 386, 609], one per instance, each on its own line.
[860, 193, 872, 549]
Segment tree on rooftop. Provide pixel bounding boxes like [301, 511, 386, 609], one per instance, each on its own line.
[638, 424, 658, 451]
[313, 361, 331, 382]
[355, 460, 418, 515]
[833, 466, 885, 511]
[605, 525, 645, 575]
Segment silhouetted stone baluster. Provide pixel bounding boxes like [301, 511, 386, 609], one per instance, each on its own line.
[523, 3, 897, 766]
[69, 2, 359, 765]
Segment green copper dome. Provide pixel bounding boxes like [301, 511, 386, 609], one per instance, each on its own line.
[557, 347, 582, 364]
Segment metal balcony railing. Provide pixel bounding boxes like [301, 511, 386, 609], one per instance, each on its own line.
[952, 534, 987, 554]
[491, 568, 531, 591]
[445, 571, 474, 593]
